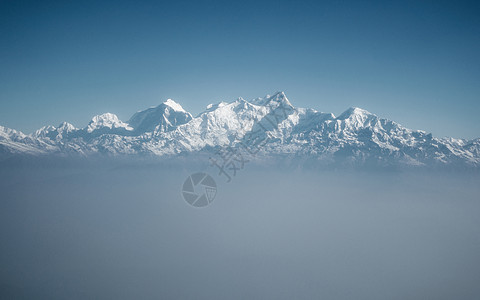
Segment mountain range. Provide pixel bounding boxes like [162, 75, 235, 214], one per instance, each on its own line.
[1, 92, 479, 168]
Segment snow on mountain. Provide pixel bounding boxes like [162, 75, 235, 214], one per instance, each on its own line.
[87, 113, 133, 133]
[163, 99, 187, 113]
[33, 125, 57, 139]
[0, 92, 479, 168]
[250, 91, 293, 107]
[0, 125, 54, 155]
[128, 99, 192, 134]
[33, 122, 77, 141]
[0, 125, 26, 140]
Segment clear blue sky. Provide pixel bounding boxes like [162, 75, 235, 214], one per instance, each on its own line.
[1, 0, 479, 138]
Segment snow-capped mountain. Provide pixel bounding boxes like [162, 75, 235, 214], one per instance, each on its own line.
[1, 92, 479, 167]
[128, 99, 192, 134]
[86, 113, 133, 134]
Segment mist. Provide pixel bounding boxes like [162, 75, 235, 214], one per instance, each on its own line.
[1, 160, 479, 299]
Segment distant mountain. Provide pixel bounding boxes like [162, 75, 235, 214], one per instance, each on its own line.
[128, 99, 192, 134]
[1, 92, 479, 167]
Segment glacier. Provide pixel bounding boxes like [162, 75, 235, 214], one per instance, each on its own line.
[0, 91, 479, 168]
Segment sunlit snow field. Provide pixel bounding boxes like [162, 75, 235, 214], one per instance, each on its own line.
[1, 160, 479, 299]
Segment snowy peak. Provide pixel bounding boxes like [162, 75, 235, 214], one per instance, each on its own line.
[57, 122, 76, 132]
[128, 99, 193, 134]
[205, 101, 228, 112]
[337, 107, 373, 120]
[334, 107, 378, 131]
[0, 125, 26, 140]
[33, 122, 78, 140]
[163, 99, 187, 113]
[87, 113, 132, 133]
[251, 91, 293, 108]
[34, 125, 57, 138]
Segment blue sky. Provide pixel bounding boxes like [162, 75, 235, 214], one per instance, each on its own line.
[0, 0, 479, 138]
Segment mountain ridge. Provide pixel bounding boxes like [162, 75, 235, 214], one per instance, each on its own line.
[1, 92, 479, 168]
